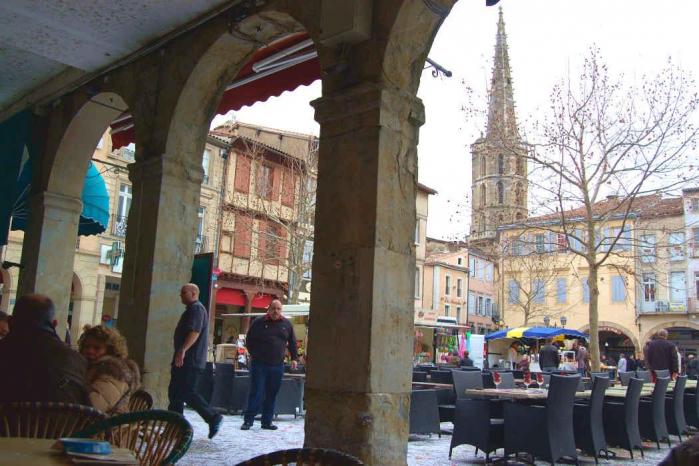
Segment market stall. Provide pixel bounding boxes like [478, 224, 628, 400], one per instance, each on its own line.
[413, 317, 471, 365]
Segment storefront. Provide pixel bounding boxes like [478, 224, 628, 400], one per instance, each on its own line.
[413, 317, 470, 365]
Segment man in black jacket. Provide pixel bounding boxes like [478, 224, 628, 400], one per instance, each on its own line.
[241, 299, 297, 430]
[539, 338, 560, 372]
[644, 329, 679, 380]
[0, 294, 88, 404]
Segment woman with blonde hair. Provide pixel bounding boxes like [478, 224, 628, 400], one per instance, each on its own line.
[78, 325, 141, 414]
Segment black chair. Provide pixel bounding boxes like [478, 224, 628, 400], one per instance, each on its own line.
[482, 372, 496, 389]
[450, 399, 504, 463]
[513, 370, 524, 379]
[461, 366, 481, 372]
[574, 375, 610, 463]
[409, 389, 441, 436]
[496, 372, 516, 389]
[655, 369, 670, 379]
[619, 371, 634, 386]
[274, 378, 301, 418]
[639, 377, 671, 449]
[430, 370, 453, 385]
[452, 370, 483, 396]
[417, 364, 438, 374]
[636, 370, 651, 383]
[210, 362, 236, 412]
[603, 378, 644, 459]
[504, 374, 580, 465]
[231, 375, 251, 414]
[685, 382, 699, 429]
[412, 371, 427, 383]
[666, 376, 688, 441]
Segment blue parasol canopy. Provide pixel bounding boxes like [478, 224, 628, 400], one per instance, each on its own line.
[486, 326, 588, 341]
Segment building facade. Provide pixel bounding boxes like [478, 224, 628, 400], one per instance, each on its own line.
[470, 8, 528, 243]
[414, 183, 436, 315]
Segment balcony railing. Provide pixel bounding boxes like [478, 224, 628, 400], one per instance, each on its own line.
[112, 215, 128, 237]
[640, 300, 692, 314]
[194, 235, 208, 254]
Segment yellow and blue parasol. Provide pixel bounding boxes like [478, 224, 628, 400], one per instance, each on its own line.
[485, 327, 588, 341]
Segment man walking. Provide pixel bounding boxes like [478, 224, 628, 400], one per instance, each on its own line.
[538, 338, 560, 372]
[168, 283, 222, 439]
[644, 328, 679, 381]
[575, 340, 589, 376]
[241, 299, 298, 430]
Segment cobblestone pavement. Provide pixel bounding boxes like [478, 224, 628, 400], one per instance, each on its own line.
[180, 411, 680, 465]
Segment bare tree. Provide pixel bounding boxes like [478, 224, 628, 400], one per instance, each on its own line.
[515, 48, 699, 370]
[222, 137, 317, 303]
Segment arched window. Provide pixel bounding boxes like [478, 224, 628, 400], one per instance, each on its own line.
[515, 182, 523, 206]
[480, 184, 486, 207]
[497, 181, 504, 204]
[498, 154, 504, 175]
[480, 156, 486, 177]
[516, 156, 524, 175]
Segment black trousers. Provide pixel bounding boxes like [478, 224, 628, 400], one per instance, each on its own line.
[168, 365, 217, 423]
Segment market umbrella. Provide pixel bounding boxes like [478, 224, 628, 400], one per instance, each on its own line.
[485, 327, 588, 341]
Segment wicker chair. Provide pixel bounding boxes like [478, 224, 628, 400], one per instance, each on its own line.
[128, 389, 154, 412]
[235, 448, 364, 465]
[75, 409, 193, 465]
[0, 402, 106, 439]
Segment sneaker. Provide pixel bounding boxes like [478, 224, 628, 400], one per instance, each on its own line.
[240, 421, 253, 430]
[261, 423, 278, 430]
[208, 414, 223, 439]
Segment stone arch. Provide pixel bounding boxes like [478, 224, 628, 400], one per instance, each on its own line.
[578, 321, 640, 353]
[642, 320, 699, 346]
[0, 267, 11, 312]
[46, 92, 130, 198]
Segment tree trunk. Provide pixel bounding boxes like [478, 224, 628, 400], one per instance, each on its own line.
[588, 263, 601, 371]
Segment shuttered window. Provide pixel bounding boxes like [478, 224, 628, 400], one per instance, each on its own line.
[508, 280, 520, 304]
[611, 275, 626, 302]
[556, 278, 567, 303]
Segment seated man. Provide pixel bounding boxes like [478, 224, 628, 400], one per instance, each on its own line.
[0, 294, 88, 404]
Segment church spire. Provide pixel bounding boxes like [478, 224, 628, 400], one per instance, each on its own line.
[486, 7, 519, 140]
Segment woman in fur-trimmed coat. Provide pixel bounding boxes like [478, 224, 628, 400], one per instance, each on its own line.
[79, 325, 141, 415]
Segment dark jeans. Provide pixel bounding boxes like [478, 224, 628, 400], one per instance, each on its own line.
[244, 361, 284, 425]
[168, 365, 217, 424]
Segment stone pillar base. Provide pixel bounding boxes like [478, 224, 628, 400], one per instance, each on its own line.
[304, 388, 409, 465]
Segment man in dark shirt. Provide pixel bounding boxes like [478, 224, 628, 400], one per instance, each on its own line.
[539, 338, 560, 372]
[0, 294, 88, 404]
[168, 283, 222, 439]
[644, 329, 679, 380]
[241, 299, 297, 430]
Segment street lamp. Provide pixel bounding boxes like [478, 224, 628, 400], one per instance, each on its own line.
[543, 316, 550, 327]
[560, 316, 567, 327]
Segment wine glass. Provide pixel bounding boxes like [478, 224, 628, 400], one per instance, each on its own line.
[493, 371, 502, 389]
[535, 372, 545, 390]
[523, 371, 532, 388]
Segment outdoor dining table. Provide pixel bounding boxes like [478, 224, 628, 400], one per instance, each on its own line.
[0, 438, 134, 465]
[412, 381, 454, 389]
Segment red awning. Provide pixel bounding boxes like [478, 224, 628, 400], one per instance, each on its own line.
[110, 33, 321, 150]
[216, 288, 246, 307]
[251, 293, 273, 309]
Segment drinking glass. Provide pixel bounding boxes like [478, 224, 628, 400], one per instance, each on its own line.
[535, 372, 545, 389]
[493, 371, 502, 389]
[523, 371, 532, 388]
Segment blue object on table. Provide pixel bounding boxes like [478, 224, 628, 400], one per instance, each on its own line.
[59, 438, 112, 455]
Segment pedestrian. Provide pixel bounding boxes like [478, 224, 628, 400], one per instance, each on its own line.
[617, 353, 627, 373]
[168, 283, 222, 439]
[508, 343, 519, 370]
[686, 354, 698, 379]
[462, 350, 474, 367]
[644, 328, 679, 381]
[0, 311, 9, 339]
[627, 353, 638, 372]
[0, 294, 88, 404]
[241, 299, 298, 430]
[79, 325, 141, 415]
[575, 339, 588, 376]
[538, 338, 560, 372]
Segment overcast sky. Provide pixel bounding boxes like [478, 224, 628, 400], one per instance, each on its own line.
[213, 0, 699, 240]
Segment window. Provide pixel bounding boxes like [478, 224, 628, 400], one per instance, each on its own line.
[456, 306, 462, 323]
[485, 263, 494, 282]
[469, 257, 476, 276]
[569, 228, 586, 252]
[256, 164, 273, 199]
[508, 280, 520, 304]
[669, 271, 687, 303]
[415, 268, 421, 298]
[444, 304, 450, 317]
[695, 272, 699, 301]
[640, 234, 656, 263]
[302, 240, 314, 279]
[535, 234, 545, 253]
[480, 184, 486, 207]
[556, 278, 567, 304]
[691, 198, 699, 211]
[611, 275, 626, 302]
[202, 149, 211, 184]
[497, 181, 504, 204]
[457, 257, 463, 265]
[468, 293, 475, 314]
[445, 275, 451, 295]
[669, 232, 685, 261]
[532, 279, 545, 304]
[414, 221, 420, 244]
[642, 273, 656, 303]
[456, 278, 463, 297]
[693, 229, 699, 257]
[485, 298, 492, 316]
[557, 233, 568, 252]
[117, 184, 132, 219]
[476, 260, 484, 279]
[195, 207, 205, 252]
[515, 182, 523, 206]
[498, 154, 504, 175]
[512, 237, 523, 256]
[480, 155, 486, 177]
[477, 296, 484, 315]
[582, 277, 590, 303]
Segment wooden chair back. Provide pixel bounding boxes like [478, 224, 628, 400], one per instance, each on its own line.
[127, 389, 153, 412]
[0, 402, 106, 439]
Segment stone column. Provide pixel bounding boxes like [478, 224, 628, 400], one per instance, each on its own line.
[304, 83, 424, 465]
[17, 191, 82, 337]
[117, 156, 203, 406]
